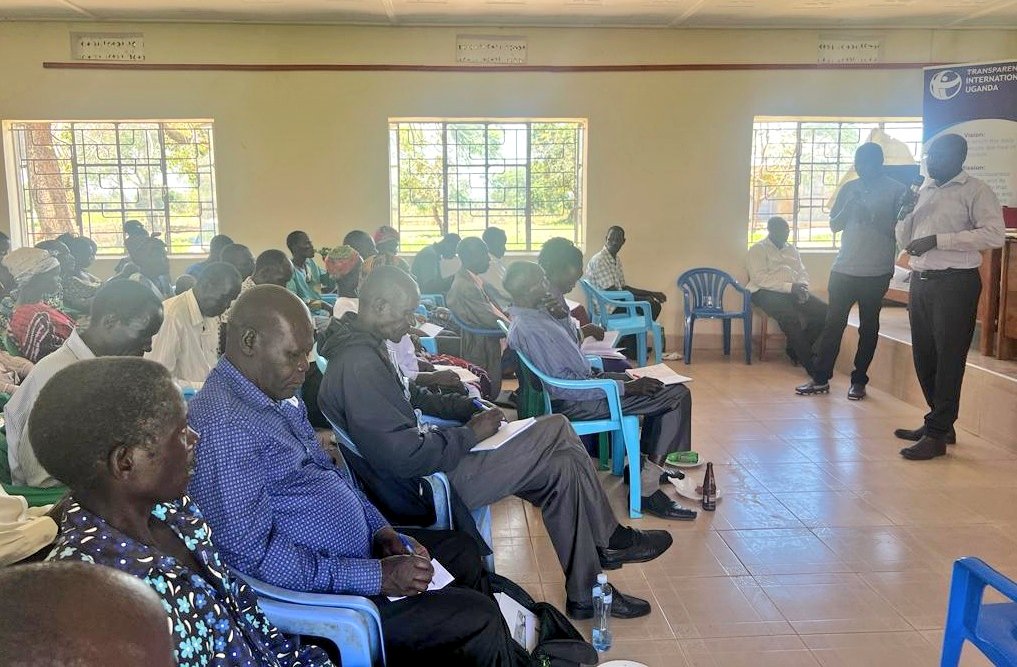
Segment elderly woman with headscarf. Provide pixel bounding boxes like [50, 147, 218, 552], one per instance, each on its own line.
[0, 248, 75, 363]
[360, 226, 409, 288]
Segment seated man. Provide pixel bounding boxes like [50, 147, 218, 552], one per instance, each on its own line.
[243, 248, 295, 293]
[147, 262, 240, 389]
[0, 487, 60, 565]
[31, 357, 334, 667]
[185, 233, 234, 278]
[5, 280, 164, 488]
[319, 266, 672, 621]
[285, 230, 330, 312]
[585, 226, 668, 320]
[447, 237, 509, 397]
[411, 233, 461, 296]
[481, 226, 512, 308]
[188, 285, 525, 666]
[221, 242, 256, 281]
[113, 236, 174, 300]
[0, 562, 175, 667]
[344, 229, 378, 262]
[504, 262, 695, 521]
[747, 216, 829, 372]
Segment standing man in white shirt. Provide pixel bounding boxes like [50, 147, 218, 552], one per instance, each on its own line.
[147, 262, 241, 390]
[894, 134, 1006, 460]
[747, 216, 829, 373]
[4, 281, 163, 487]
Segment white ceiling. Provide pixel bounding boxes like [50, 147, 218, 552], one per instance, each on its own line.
[1, 0, 1016, 28]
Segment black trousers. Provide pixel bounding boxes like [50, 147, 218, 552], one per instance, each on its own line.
[373, 529, 526, 666]
[554, 380, 692, 460]
[751, 289, 829, 372]
[811, 272, 892, 385]
[908, 269, 981, 438]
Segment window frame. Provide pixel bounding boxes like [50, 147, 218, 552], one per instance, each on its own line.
[2, 118, 220, 256]
[388, 117, 588, 253]
[748, 116, 923, 252]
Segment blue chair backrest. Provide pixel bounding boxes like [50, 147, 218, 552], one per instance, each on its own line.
[676, 268, 741, 314]
[448, 308, 506, 337]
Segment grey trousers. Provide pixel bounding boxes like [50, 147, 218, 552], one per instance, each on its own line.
[554, 381, 692, 460]
[447, 414, 619, 604]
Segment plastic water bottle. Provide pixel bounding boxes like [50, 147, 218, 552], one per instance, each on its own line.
[592, 573, 613, 652]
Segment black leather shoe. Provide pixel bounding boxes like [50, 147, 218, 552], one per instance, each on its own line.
[598, 529, 673, 570]
[847, 383, 866, 401]
[566, 588, 652, 620]
[795, 380, 830, 396]
[642, 490, 697, 521]
[894, 425, 957, 445]
[900, 435, 947, 460]
[623, 466, 684, 486]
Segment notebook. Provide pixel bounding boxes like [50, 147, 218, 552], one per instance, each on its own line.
[471, 417, 538, 452]
[626, 363, 693, 385]
[417, 322, 444, 337]
[432, 364, 481, 383]
[387, 558, 455, 602]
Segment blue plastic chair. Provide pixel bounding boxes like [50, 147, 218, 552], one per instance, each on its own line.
[419, 337, 438, 355]
[676, 268, 753, 365]
[326, 413, 495, 571]
[233, 570, 385, 667]
[579, 279, 662, 368]
[447, 309, 506, 339]
[419, 293, 446, 308]
[499, 322, 643, 518]
[941, 557, 1017, 666]
[320, 294, 338, 307]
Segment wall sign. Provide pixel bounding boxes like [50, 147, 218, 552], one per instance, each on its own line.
[456, 35, 527, 65]
[71, 32, 145, 61]
[817, 38, 881, 64]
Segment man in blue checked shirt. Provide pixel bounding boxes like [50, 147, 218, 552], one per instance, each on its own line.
[188, 285, 526, 666]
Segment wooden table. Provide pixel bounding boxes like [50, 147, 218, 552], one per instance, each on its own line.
[979, 247, 1003, 356]
[995, 237, 1017, 360]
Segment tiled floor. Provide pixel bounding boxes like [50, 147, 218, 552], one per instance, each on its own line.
[491, 356, 1017, 666]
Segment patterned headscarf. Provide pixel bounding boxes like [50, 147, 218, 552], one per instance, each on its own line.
[373, 226, 400, 246]
[324, 245, 362, 278]
[1, 248, 60, 287]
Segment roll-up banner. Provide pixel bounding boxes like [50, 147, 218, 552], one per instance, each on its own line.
[924, 60, 1017, 208]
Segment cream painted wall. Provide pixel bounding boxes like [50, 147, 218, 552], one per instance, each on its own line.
[1, 22, 1015, 337]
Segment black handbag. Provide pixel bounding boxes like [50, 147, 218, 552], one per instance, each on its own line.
[489, 573, 599, 667]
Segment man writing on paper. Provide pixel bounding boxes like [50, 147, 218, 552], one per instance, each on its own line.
[504, 261, 696, 521]
[319, 266, 673, 621]
[188, 285, 525, 665]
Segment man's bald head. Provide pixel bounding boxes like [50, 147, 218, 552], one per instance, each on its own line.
[225, 285, 313, 400]
[457, 237, 491, 274]
[0, 562, 175, 667]
[358, 265, 420, 343]
[504, 261, 547, 308]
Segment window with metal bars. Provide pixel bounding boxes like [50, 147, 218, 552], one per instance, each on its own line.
[749, 118, 923, 250]
[3, 120, 218, 255]
[389, 119, 586, 252]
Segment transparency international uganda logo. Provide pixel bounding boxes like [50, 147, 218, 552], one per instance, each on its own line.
[929, 70, 963, 100]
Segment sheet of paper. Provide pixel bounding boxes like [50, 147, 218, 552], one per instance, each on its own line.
[433, 364, 480, 383]
[387, 558, 455, 601]
[580, 339, 626, 360]
[417, 322, 444, 337]
[565, 298, 581, 312]
[494, 592, 540, 652]
[471, 417, 537, 452]
[626, 363, 693, 385]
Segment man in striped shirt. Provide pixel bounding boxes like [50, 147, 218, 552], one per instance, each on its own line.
[746, 216, 829, 373]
